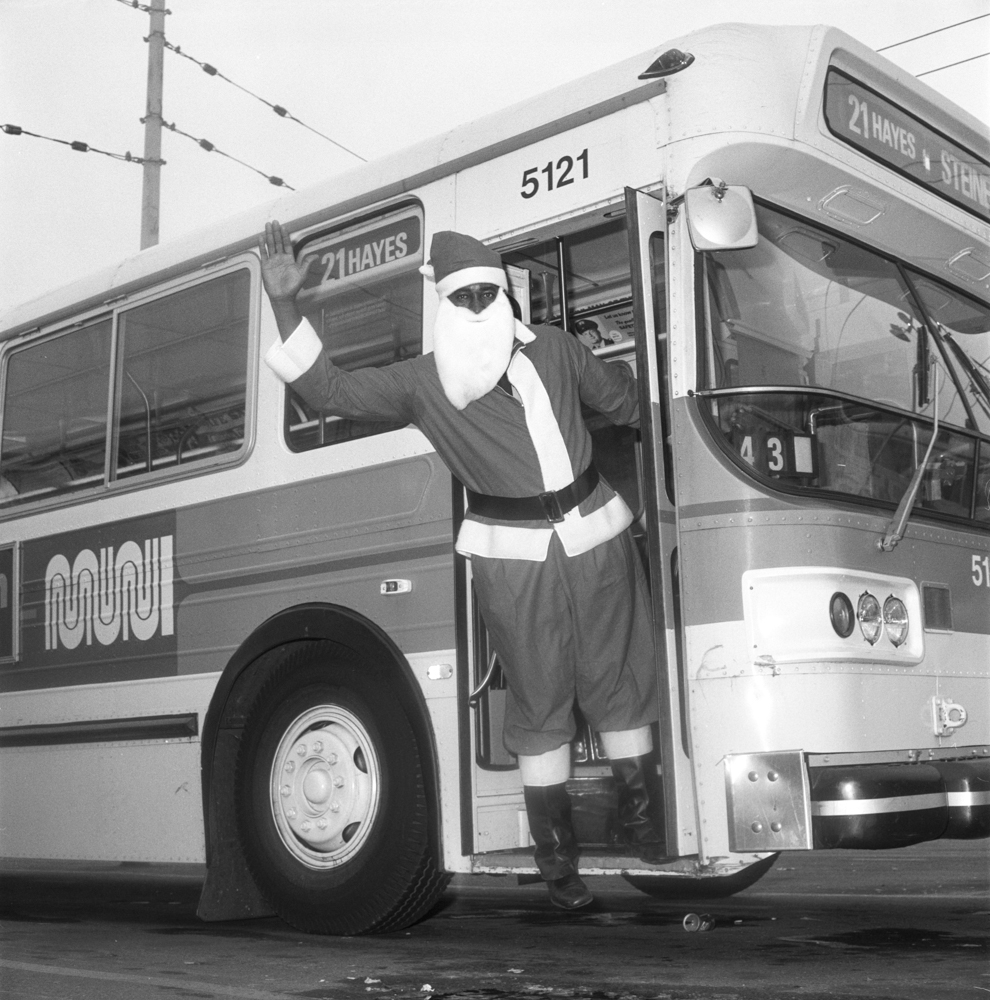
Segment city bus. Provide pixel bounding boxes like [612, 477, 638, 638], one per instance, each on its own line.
[1, 23, 988, 936]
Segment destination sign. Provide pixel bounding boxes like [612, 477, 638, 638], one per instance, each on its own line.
[823, 68, 990, 225]
[297, 213, 422, 303]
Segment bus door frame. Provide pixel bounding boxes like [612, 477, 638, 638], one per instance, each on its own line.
[625, 186, 696, 858]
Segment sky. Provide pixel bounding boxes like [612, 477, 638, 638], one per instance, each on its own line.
[1, 0, 988, 315]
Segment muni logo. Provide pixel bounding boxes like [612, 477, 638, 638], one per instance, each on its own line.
[44, 535, 174, 651]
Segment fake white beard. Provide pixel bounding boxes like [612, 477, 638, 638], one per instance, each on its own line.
[432, 291, 516, 410]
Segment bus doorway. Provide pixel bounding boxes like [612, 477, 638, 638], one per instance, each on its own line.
[460, 197, 684, 870]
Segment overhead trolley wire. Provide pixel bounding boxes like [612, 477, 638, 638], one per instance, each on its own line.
[917, 51, 990, 77]
[0, 124, 162, 165]
[877, 13, 990, 51]
[159, 38, 366, 162]
[159, 119, 294, 189]
[111, 0, 170, 13]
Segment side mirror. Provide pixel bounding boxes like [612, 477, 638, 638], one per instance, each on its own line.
[684, 181, 758, 251]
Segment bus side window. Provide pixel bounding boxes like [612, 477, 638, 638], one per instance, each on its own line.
[285, 206, 424, 451]
[114, 269, 250, 480]
[1, 319, 113, 505]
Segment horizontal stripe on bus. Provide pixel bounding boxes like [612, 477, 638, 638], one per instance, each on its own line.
[811, 792, 947, 817]
[180, 540, 452, 596]
[947, 790, 990, 808]
[0, 713, 198, 748]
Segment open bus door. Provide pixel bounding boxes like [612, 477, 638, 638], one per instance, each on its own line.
[621, 186, 778, 895]
[463, 192, 775, 893]
[623, 186, 696, 860]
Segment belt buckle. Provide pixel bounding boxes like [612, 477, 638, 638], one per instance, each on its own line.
[538, 490, 565, 523]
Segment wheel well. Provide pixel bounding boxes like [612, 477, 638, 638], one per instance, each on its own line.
[196, 603, 443, 922]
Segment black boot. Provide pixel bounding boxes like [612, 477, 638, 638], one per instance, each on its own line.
[611, 754, 676, 865]
[523, 783, 593, 910]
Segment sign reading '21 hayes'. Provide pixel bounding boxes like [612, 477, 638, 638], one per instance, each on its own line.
[824, 68, 990, 224]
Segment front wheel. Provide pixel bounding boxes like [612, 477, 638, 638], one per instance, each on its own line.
[235, 641, 449, 934]
[623, 853, 779, 899]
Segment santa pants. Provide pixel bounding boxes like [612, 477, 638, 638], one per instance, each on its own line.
[471, 529, 658, 756]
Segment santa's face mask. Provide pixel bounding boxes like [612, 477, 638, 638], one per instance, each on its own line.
[433, 286, 515, 410]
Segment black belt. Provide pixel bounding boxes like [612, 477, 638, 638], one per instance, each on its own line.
[466, 464, 599, 524]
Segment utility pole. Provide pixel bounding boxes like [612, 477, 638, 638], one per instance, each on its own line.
[140, 0, 166, 249]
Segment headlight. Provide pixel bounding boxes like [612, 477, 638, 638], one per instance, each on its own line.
[857, 592, 882, 645]
[883, 596, 909, 647]
[829, 592, 854, 638]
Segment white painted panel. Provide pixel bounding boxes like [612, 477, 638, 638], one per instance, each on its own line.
[455, 104, 661, 241]
[403, 649, 466, 871]
[1, 672, 218, 727]
[0, 740, 205, 861]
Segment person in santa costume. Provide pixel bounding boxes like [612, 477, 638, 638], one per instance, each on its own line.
[261, 221, 667, 910]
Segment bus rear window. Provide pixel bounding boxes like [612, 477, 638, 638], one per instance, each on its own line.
[1, 267, 251, 508]
[2, 319, 112, 504]
[286, 206, 424, 451]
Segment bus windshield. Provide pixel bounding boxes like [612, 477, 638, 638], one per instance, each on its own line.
[702, 204, 990, 524]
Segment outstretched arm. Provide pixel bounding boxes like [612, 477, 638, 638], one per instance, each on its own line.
[258, 220, 316, 342]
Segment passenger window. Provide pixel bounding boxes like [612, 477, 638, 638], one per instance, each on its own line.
[503, 219, 638, 355]
[285, 206, 424, 451]
[114, 270, 250, 480]
[503, 218, 655, 518]
[0, 267, 251, 509]
[1, 319, 113, 505]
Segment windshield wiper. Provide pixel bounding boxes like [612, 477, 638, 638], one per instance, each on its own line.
[939, 326, 990, 422]
[878, 359, 940, 553]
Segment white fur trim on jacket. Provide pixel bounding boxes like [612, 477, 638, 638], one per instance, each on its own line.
[264, 318, 323, 383]
[454, 493, 633, 561]
[435, 266, 508, 299]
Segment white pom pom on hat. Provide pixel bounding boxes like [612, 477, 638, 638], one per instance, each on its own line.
[421, 231, 507, 298]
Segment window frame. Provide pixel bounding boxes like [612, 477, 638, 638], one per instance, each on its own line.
[692, 200, 990, 528]
[0, 253, 260, 517]
[282, 200, 426, 454]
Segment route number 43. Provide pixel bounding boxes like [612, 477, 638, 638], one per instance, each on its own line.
[972, 554, 990, 587]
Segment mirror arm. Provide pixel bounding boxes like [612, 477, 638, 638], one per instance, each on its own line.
[878, 359, 939, 553]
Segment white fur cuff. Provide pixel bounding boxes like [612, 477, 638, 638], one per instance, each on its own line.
[436, 266, 508, 299]
[599, 726, 653, 759]
[264, 318, 324, 382]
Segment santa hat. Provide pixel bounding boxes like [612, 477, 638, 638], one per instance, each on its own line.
[419, 231, 507, 299]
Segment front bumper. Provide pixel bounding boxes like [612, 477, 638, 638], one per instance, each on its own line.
[725, 748, 990, 851]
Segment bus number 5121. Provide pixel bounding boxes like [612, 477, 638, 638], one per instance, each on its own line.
[521, 149, 589, 199]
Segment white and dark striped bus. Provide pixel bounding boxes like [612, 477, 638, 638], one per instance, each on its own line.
[1, 23, 987, 935]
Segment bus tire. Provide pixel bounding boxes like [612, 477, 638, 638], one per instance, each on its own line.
[234, 641, 449, 935]
[622, 853, 778, 899]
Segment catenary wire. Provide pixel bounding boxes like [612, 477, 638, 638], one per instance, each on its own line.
[158, 119, 294, 189]
[0, 124, 162, 165]
[159, 36, 366, 162]
[877, 13, 990, 51]
[111, 0, 170, 13]
[112, 0, 364, 162]
[917, 51, 990, 77]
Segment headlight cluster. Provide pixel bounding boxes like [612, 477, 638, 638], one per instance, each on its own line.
[829, 591, 909, 647]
